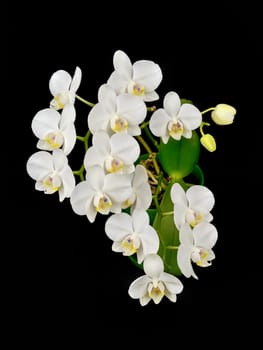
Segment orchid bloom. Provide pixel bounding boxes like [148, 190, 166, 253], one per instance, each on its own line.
[170, 183, 215, 230]
[128, 254, 183, 305]
[70, 166, 132, 223]
[87, 84, 147, 136]
[122, 164, 152, 212]
[105, 209, 159, 264]
[31, 104, 76, 155]
[26, 149, 75, 202]
[84, 131, 140, 174]
[177, 222, 218, 279]
[107, 50, 162, 102]
[49, 66, 82, 110]
[149, 91, 202, 143]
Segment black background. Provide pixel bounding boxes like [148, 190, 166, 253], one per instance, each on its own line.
[7, 1, 262, 341]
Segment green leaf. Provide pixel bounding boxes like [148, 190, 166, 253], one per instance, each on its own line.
[153, 182, 182, 276]
[157, 131, 200, 180]
[180, 98, 193, 104]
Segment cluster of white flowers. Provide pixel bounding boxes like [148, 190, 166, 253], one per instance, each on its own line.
[26, 50, 236, 306]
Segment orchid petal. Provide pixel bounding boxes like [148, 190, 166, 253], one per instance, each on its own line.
[92, 131, 111, 157]
[49, 70, 72, 96]
[26, 151, 53, 180]
[133, 60, 162, 91]
[107, 71, 128, 95]
[52, 149, 67, 172]
[61, 123, 76, 155]
[105, 212, 133, 241]
[149, 109, 171, 138]
[31, 108, 60, 139]
[178, 104, 202, 130]
[110, 133, 140, 163]
[139, 226, 159, 258]
[162, 272, 184, 294]
[69, 66, 82, 93]
[193, 222, 218, 249]
[170, 183, 187, 206]
[98, 84, 117, 114]
[60, 104, 76, 127]
[87, 166, 105, 192]
[144, 91, 159, 102]
[117, 93, 147, 125]
[87, 103, 111, 135]
[178, 244, 198, 279]
[179, 223, 194, 246]
[113, 50, 132, 80]
[128, 275, 150, 298]
[84, 147, 104, 169]
[60, 166, 75, 199]
[163, 91, 181, 117]
[187, 185, 215, 212]
[143, 254, 164, 278]
[104, 173, 131, 202]
[132, 209, 149, 233]
[173, 203, 187, 230]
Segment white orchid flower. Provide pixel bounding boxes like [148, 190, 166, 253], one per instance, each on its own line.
[26, 149, 75, 202]
[31, 104, 76, 155]
[128, 254, 183, 305]
[84, 131, 140, 174]
[177, 222, 218, 279]
[149, 91, 202, 143]
[88, 84, 147, 136]
[122, 164, 152, 212]
[49, 66, 82, 110]
[107, 50, 162, 102]
[105, 209, 159, 264]
[70, 166, 132, 223]
[171, 183, 215, 230]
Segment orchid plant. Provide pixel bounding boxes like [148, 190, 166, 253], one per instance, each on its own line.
[26, 50, 236, 306]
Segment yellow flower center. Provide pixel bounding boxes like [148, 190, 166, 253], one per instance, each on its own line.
[106, 158, 124, 173]
[132, 84, 145, 96]
[168, 120, 184, 138]
[148, 281, 165, 304]
[190, 211, 203, 227]
[111, 117, 128, 133]
[54, 95, 65, 109]
[95, 195, 112, 214]
[121, 236, 138, 255]
[191, 247, 211, 267]
[45, 132, 64, 149]
[42, 174, 61, 193]
[196, 249, 210, 266]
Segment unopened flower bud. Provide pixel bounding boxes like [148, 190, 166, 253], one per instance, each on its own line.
[211, 104, 236, 125]
[200, 134, 216, 152]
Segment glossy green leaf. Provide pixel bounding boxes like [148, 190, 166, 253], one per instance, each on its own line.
[153, 182, 182, 276]
[158, 131, 200, 180]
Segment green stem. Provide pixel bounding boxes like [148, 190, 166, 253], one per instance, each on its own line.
[199, 121, 210, 137]
[77, 130, 91, 151]
[140, 121, 149, 129]
[76, 94, 95, 107]
[136, 135, 160, 175]
[147, 105, 156, 112]
[84, 130, 91, 151]
[73, 164, 85, 181]
[201, 107, 215, 115]
[153, 195, 160, 212]
[143, 125, 159, 150]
